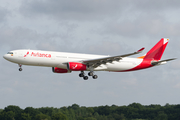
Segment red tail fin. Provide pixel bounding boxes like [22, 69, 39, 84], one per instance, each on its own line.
[141, 38, 169, 61]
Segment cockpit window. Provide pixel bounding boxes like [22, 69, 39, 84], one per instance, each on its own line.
[7, 52, 13, 54]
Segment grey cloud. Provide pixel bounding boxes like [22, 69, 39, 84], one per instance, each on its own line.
[0, 7, 10, 23]
[101, 13, 180, 38]
[19, 0, 126, 21]
[87, 41, 130, 55]
[131, 0, 180, 12]
[19, 0, 180, 22]
[170, 60, 180, 69]
[0, 27, 41, 49]
[0, 25, 79, 51]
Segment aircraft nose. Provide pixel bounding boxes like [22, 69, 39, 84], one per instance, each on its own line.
[3, 54, 8, 60]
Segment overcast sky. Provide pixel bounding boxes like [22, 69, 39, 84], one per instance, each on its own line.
[0, 0, 180, 109]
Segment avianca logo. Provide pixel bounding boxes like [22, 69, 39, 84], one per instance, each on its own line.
[24, 52, 29, 57]
[72, 64, 78, 69]
[24, 51, 51, 58]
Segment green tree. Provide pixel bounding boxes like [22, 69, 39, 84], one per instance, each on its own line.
[96, 115, 108, 120]
[0, 111, 15, 120]
[51, 112, 68, 120]
[35, 113, 51, 120]
[128, 103, 143, 109]
[24, 107, 40, 119]
[4, 105, 22, 120]
[38, 107, 54, 117]
[155, 111, 168, 120]
[70, 104, 80, 110]
[77, 116, 84, 120]
[119, 114, 126, 120]
[68, 108, 75, 119]
[21, 113, 31, 120]
[96, 105, 110, 116]
[85, 117, 97, 120]
[87, 108, 94, 115]
[4, 105, 22, 113]
[78, 106, 88, 117]
[116, 113, 126, 120]
[93, 112, 99, 118]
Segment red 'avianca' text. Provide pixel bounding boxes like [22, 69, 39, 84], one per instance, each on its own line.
[24, 52, 51, 58]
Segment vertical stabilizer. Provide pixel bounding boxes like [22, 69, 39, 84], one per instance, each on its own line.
[139, 38, 169, 61]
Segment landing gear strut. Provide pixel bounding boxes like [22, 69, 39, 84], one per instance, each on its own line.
[18, 64, 22, 71]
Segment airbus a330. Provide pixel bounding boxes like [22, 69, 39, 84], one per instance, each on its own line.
[3, 38, 175, 80]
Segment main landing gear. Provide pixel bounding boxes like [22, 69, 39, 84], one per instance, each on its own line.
[18, 64, 22, 71]
[79, 71, 98, 80]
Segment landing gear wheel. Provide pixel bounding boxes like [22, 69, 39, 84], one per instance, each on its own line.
[18, 64, 22, 71]
[93, 75, 98, 79]
[83, 76, 88, 80]
[79, 73, 84, 77]
[19, 68, 22, 71]
[88, 72, 93, 76]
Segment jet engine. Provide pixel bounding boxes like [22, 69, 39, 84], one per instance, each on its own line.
[67, 62, 87, 71]
[52, 67, 71, 73]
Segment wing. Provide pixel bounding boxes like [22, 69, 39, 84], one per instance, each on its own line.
[81, 47, 145, 68]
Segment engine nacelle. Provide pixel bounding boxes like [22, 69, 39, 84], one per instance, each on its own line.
[52, 67, 71, 73]
[68, 62, 87, 71]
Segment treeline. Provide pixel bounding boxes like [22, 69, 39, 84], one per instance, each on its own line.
[0, 103, 180, 120]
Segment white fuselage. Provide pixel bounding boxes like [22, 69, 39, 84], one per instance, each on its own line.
[3, 49, 143, 72]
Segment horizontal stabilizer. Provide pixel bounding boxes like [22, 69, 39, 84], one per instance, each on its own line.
[151, 58, 177, 66]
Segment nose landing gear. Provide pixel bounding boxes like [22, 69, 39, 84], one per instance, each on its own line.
[18, 64, 22, 71]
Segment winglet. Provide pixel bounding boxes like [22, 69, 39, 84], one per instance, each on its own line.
[137, 47, 145, 53]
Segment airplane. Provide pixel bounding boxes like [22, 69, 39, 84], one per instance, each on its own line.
[3, 38, 176, 80]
